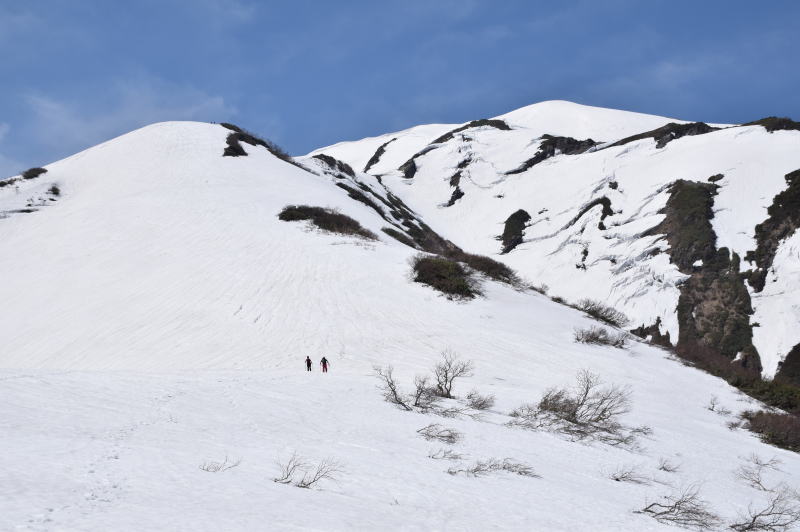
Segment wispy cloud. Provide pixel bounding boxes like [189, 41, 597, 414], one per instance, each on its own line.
[23, 76, 236, 156]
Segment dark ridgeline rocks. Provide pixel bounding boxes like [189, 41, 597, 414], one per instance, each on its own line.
[363, 138, 397, 173]
[312, 154, 355, 177]
[430, 119, 511, 145]
[744, 169, 800, 292]
[608, 122, 718, 150]
[506, 135, 596, 175]
[220, 123, 303, 169]
[743, 116, 800, 133]
[336, 183, 385, 216]
[708, 173, 724, 183]
[499, 209, 531, 254]
[647, 179, 760, 373]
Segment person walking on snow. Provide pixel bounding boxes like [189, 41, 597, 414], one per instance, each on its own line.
[305, 356, 312, 372]
[320, 357, 329, 373]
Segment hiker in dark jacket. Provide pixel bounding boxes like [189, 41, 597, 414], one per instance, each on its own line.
[305, 356, 312, 372]
[320, 357, 329, 373]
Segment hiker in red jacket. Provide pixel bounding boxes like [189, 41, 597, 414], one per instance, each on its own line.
[320, 357, 329, 373]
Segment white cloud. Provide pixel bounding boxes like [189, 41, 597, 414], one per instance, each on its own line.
[24, 77, 236, 155]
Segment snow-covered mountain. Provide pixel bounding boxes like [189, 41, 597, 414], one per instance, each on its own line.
[2, 105, 800, 531]
[312, 100, 800, 382]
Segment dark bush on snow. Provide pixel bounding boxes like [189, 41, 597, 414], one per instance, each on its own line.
[48, 184, 61, 196]
[574, 326, 629, 348]
[446, 250, 519, 286]
[412, 255, 478, 299]
[22, 167, 47, 180]
[741, 410, 800, 452]
[575, 298, 629, 328]
[381, 227, 416, 249]
[278, 205, 377, 240]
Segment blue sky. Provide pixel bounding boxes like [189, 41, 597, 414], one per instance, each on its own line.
[1, 0, 798, 176]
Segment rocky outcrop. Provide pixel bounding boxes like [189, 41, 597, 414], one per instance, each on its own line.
[506, 135, 596, 175]
[363, 138, 396, 173]
[743, 116, 800, 133]
[499, 209, 531, 253]
[745, 169, 800, 292]
[431, 119, 510, 145]
[649, 180, 760, 373]
[608, 122, 718, 149]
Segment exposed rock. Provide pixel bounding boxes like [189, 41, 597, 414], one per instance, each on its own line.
[745, 169, 800, 291]
[650, 179, 760, 373]
[743, 116, 800, 133]
[630, 318, 672, 348]
[506, 135, 596, 175]
[776, 343, 800, 386]
[431, 119, 510, 145]
[363, 138, 397, 173]
[608, 122, 718, 149]
[499, 209, 531, 254]
[446, 187, 464, 207]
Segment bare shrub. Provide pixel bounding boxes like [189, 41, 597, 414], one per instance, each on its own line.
[417, 424, 461, 444]
[273, 451, 307, 484]
[447, 458, 539, 478]
[428, 448, 465, 461]
[274, 452, 342, 489]
[296, 459, 343, 489]
[741, 410, 800, 452]
[736, 454, 781, 492]
[508, 370, 646, 446]
[575, 298, 630, 327]
[466, 389, 495, 410]
[530, 283, 549, 295]
[373, 365, 412, 411]
[199, 455, 241, 472]
[640, 485, 720, 530]
[574, 326, 629, 348]
[539, 370, 631, 427]
[706, 395, 732, 416]
[730, 484, 800, 531]
[433, 351, 474, 398]
[657, 458, 681, 473]
[608, 464, 649, 484]
[48, 184, 61, 196]
[412, 375, 438, 409]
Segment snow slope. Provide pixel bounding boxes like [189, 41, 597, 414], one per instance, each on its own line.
[2, 119, 800, 531]
[312, 101, 800, 379]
